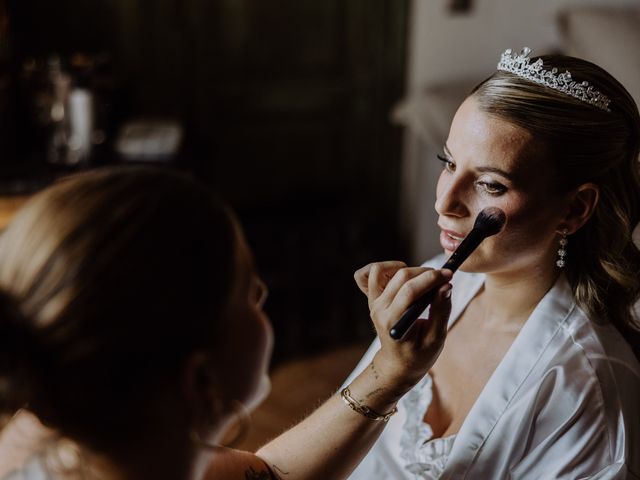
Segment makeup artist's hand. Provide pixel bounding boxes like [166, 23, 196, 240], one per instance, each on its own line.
[255, 263, 452, 480]
[354, 262, 452, 391]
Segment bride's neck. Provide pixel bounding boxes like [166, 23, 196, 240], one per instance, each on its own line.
[481, 265, 559, 329]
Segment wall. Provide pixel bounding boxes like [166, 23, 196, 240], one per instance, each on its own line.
[406, 0, 639, 93]
[400, 0, 640, 263]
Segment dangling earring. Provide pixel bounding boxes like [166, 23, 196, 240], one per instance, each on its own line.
[190, 399, 252, 450]
[556, 229, 568, 268]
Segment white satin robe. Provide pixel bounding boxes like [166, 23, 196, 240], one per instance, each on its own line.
[345, 258, 640, 479]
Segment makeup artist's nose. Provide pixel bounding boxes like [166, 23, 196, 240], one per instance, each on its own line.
[434, 173, 469, 218]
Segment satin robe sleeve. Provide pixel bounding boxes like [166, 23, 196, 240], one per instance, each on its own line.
[505, 357, 638, 479]
[457, 308, 640, 480]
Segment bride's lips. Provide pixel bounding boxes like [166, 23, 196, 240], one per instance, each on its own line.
[439, 228, 466, 251]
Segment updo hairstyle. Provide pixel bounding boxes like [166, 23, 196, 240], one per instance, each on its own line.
[472, 54, 640, 357]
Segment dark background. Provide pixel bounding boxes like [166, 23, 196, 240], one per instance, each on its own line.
[0, 0, 410, 364]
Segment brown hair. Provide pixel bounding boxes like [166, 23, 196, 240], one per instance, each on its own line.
[0, 166, 237, 450]
[471, 54, 640, 357]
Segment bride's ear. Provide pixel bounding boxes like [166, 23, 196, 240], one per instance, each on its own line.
[562, 183, 599, 234]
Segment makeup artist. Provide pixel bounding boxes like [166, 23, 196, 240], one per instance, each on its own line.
[0, 167, 453, 480]
[345, 48, 640, 479]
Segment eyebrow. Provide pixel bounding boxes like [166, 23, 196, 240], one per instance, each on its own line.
[443, 144, 515, 182]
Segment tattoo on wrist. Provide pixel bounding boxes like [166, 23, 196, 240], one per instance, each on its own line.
[370, 360, 380, 380]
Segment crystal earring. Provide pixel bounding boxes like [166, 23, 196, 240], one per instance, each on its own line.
[556, 229, 568, 268]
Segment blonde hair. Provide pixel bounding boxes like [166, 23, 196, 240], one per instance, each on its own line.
[472, 54, 640, 357]
[0, 167, 236, 449]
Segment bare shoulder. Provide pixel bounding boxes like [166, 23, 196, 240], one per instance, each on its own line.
[204, 448, 287, 480]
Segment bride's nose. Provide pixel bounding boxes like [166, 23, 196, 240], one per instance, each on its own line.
[435, 173, 470, 219]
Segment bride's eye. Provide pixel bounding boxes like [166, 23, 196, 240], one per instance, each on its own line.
[476, 180, 507, 195]
[437, 154, 455, 173]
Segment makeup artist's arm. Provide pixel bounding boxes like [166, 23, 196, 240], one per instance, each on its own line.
[252, 263, 453, 480]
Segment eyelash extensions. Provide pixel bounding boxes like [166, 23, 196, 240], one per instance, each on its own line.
[437, 154, 453, 170]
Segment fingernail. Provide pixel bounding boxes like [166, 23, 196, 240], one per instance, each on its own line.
[440, 283, 452, 299]
[445, 289, 452, 299]
[441, 269, 453, 279]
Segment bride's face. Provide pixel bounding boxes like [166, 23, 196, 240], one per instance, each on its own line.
[435, 96, 569, 276]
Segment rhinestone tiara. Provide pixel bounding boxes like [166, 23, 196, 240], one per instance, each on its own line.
[497, 47, 611, 112]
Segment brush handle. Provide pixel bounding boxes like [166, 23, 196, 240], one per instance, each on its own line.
[441, 229, 484, 272]
[389, 289, 437, 339]
[388, 229, 485, 340]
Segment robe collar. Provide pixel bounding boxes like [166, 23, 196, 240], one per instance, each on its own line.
[443, 272, 576, 479]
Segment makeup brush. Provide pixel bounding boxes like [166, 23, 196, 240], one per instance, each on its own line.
[389, 207, 506, 340]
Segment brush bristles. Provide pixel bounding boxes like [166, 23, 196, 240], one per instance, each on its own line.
[474, 207, 506, 236]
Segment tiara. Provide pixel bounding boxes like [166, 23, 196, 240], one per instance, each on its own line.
[497, 47, 611, 112]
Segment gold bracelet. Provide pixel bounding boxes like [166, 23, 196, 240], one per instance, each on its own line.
[340, 387, 398, 422]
